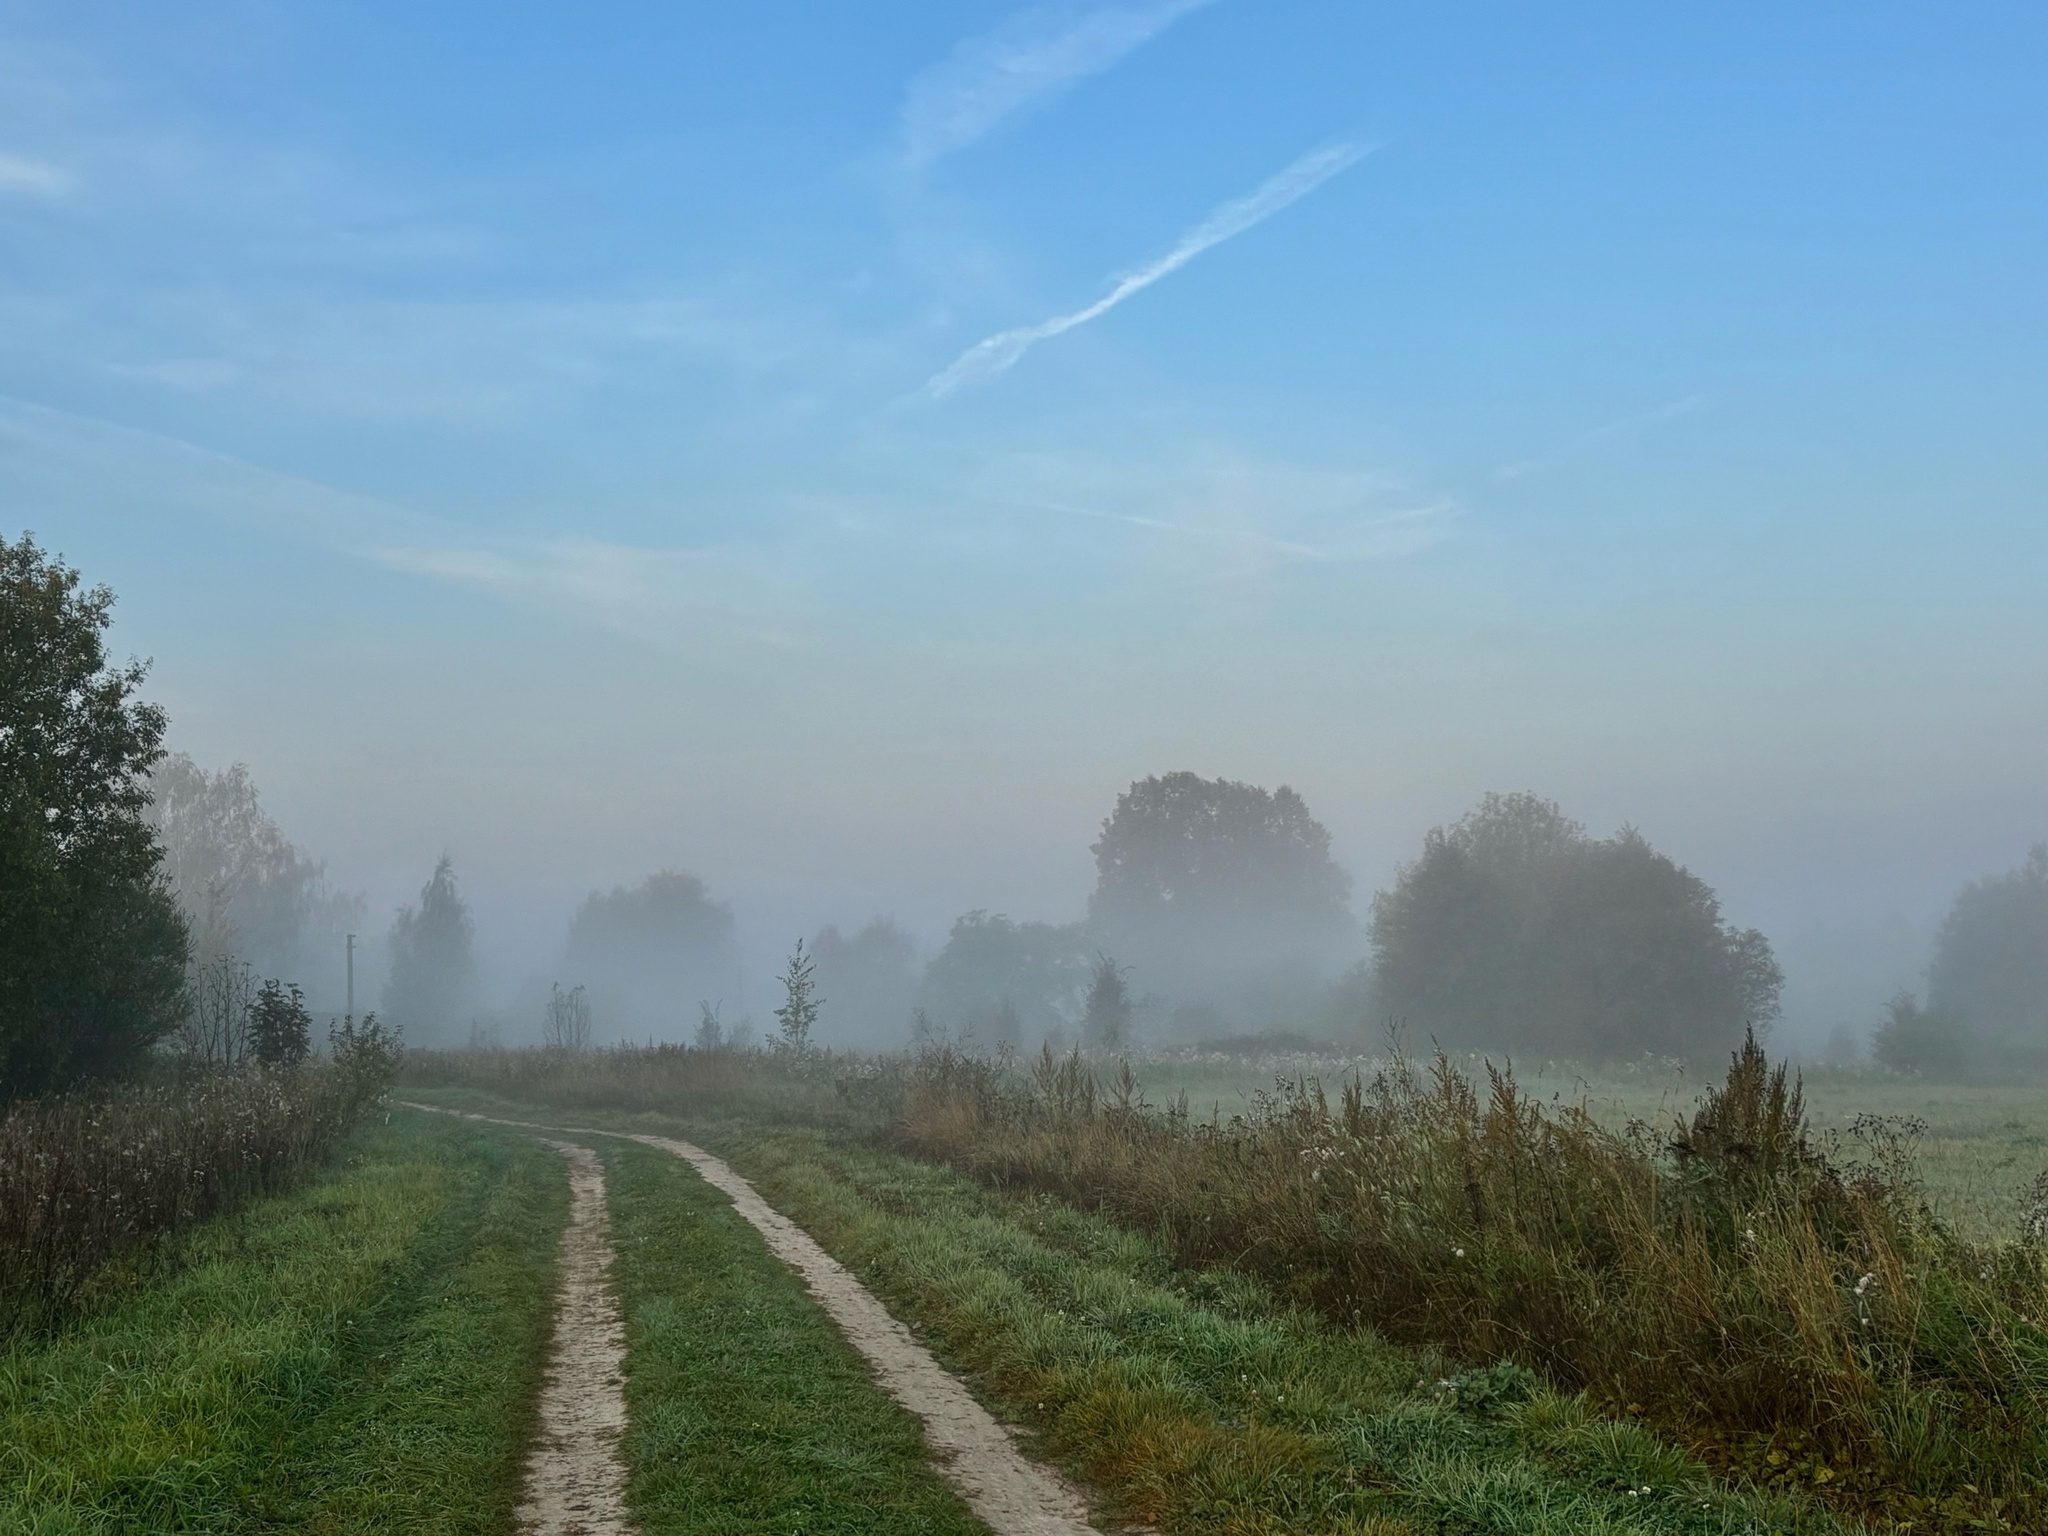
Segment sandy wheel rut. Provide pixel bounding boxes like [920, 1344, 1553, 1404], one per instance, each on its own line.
[404, 1103, 1097, 1536]
[516, 1138, 636, 1536]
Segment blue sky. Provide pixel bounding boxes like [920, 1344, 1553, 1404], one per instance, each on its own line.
[2, 1, 2044, 1032]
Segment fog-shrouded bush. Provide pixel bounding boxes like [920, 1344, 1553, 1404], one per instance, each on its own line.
[1088, 772, 1356, 1029]
[1925, 842, 2048, 1078]
[809, 917, 919, 1047]
[1370, 792, 1781, 1065]
[382, 853, 477, 1046]
[917, 910, 1089, 1048]
[0, 533, 190, 1094]
[1871, 991, 1971, 1078]
[561, 870, 740, 1043]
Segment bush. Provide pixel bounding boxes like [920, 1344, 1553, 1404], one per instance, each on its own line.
[1871, 991, 1970, 1078]
[0, 1062, 393, 1335]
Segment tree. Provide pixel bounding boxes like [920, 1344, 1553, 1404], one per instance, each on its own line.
[1925, 844, 2048, 1076]
[1370, 793, 1781, 1065]
[0, 533, 189, 1093]
[1089, 773, 1354, 1019]
[773, 938, 821, 1051]
[1871, 991, 1969, 1078]
[917, 911, 1090, 1044]
[694, 999, 725, 1050]
[146, 753, 361, 988]
[383, 854, 476, 1043]
[808, 918, 920, 1047]
[563, 871, 739, 1039]
[543, 983, 592, 1052]
[247, 979, 311, 1067]
[1082, 953, 1133, 1049]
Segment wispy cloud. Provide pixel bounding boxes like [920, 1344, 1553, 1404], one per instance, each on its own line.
[926, 140, 1371, 396]
[0, 151, 72, 196]
[1495, 395, 1705, 482]
[901, 0, 1215, 171]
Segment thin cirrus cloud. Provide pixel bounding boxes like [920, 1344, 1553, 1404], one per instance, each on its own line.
[0, 151, 72, 196]
[926, 140, 1372, 396]
[900, 0, 1217, 171]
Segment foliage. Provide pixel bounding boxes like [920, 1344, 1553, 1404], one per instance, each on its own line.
[917, 909, 1089, 1044]
[329, 1010, 404, 1093]
[1089, 772, 1355, 1009]
[247, 977, 312, 1067]
[809, 917, 920, 1044]
[174, 950, 257, 1066]
[1871, 991, 1971, 1078]
[1082, 952, 1133, 1048]
[543, 982, 592, 1052]
[1370, 792, 1782, 1064]
[895, 1034, 2048, 1532]
[384, 853, 476, 1043]
[145, 752, 360, 985]
[0, 1117, 561, 1533]
[0, 531, 190, 1094]
[562, 869, 739, 1039]
[1926, 842, 2048, 1077]
[695, 998, 725, 1050]
[774, 937, 822, 1051]
[0, 1063, 393, 1335]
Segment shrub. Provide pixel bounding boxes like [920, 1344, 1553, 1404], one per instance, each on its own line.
[0, 1063, 391, 1335]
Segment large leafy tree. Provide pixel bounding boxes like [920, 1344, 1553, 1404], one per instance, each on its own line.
[1924, 843, 2048, 1076]
[809, 917, 919, 1046]
[1088, 772, 1354, 1013]
[383, 853, 476, 1043]
[561, 870, 739, 1039]
[0, 533, 189, 1093]
[1371, 793, 1781, 1064]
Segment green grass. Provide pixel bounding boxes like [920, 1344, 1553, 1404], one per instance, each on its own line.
[597, 1135, 990, 1535]
[1128, 1057, 2048, 1243]
[414, 1088, 1855, 1536]
[0, 1114, 564, 1535]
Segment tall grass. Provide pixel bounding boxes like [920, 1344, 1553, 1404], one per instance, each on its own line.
[896, 1034, 2048, 1530]
[0, 1060, 391, 1335]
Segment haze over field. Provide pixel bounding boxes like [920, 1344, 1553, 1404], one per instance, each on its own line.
[4, 3, 2044, 1044]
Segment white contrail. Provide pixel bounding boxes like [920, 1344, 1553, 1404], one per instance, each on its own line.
[927, 140, 1370, 396]
[902, 0, 1217, 171]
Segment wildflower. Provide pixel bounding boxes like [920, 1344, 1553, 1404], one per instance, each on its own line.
[1854, 1272, 1876, 1296]
[1453, 1247, 1466, 1258]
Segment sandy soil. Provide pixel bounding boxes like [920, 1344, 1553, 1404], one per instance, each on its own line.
[401, 1102, 1098, 1536]
[515, 1138, 637, 1536]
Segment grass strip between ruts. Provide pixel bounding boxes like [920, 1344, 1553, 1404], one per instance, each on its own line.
[597, 1132, 992, 1536]
[0, 1114, 564, 1535]
[407, 1090, 1863, 1536]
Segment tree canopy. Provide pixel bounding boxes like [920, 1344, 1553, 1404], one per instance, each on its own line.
[809, 917, 919, 1046]
[917, 910, 1089, 1046]
[1370, 792, 1781, 1064]
[1088, 772, 1354, 1014]
[0, 532, 189, 1092]
[1923, 843, 2048, 1076]
[382, 853, 475, 1043]
[561, 870, 739, 1040]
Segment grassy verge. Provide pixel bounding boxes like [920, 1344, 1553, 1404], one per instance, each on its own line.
[0, 1113, 563, 1534]
[414, 1088, 1852, 1536]
[597, 1133, 988, 1535]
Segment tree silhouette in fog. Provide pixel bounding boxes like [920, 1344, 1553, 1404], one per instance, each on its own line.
[383, 854, 475, 1043]
[809, 918, 919, 1046]
[918, 911, 1089, 1046]
[1088, 772, 1354, 1023]
[1919, 843, 2048, 1076]
[1371, 792, 1781, 1064]
[562, 870, 739, 1040]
